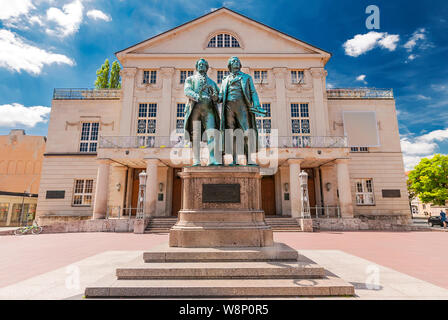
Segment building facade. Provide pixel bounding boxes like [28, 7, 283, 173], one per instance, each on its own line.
[36, 8, 411, 228]
[0, 129, 46, 226]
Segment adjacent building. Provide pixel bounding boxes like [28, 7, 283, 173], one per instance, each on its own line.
[36, 8, 411, 228]
[0, 129, 46, 226]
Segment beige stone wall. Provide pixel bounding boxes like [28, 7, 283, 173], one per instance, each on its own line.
[327, 98, 410, 217]
[0, 130, 46, 194]
[46, 99, 121, 154]
[36, 156, 98, 218]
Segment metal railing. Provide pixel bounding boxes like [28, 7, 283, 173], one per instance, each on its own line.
[99, 135, 347, 149]
[106, 206, 139, 219]
[53, 88, 121, 100]
[310, 206, 341, 218]
[327, 88, 393, 99]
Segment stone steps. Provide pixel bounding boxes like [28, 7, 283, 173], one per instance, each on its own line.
[84, 242, 355, 298]
[142, 242, 298, 262]
[116, 261, 325, 279]
[145, 217, 302, 233]
[85, 277, 354, 297]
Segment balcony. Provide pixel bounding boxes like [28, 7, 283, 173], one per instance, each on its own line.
[53, 88, 121, 100]
[327, 88, 393, 99]
[99, 135, 348, 149]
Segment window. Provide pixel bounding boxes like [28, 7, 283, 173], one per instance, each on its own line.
[0, 203, 9, 223]
[79, 122, 99, 152]
[143, 70, 157, 84]
[254, 70, 268, 83]
[350, 146, 369, 152]
[180, 70, 194, 84]
[176, 103, 185, 144]
[73, 179, 93, 206]
[256, 103, 272, 147]
[290, 103, 310, 147]
[207, 33, 240, 48]
[137, 103, 157, 147]
[217, 70, 230, 84]
[291, 70, 304, 84]
[355, 179, 375, 205]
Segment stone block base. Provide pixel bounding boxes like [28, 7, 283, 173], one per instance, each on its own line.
[85, 242, 355, 298]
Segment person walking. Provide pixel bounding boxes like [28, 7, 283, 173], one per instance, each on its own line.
[440, 209, 447, 229]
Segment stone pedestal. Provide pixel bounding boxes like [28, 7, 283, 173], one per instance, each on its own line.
[169, 166, 273, 247]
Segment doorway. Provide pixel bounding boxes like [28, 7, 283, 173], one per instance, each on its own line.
[171, 168, 182, 216]
[261, 175, 276, 215]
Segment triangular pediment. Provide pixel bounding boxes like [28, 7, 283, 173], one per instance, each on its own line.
[116, 8, 331, 60]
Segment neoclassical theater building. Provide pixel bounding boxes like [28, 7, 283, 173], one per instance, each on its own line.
[36, 8, 411, 230]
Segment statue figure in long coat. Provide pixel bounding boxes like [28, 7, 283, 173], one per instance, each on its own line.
[184, 58, 221, 166]
[219, 56, 266, 165]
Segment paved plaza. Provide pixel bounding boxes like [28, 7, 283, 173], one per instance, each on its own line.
[0, 231, 447, 299]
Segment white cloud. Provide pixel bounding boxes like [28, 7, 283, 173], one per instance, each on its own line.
[378, 34, 400, 51]
[343, 31, 400, 57]
[0, 0, 34, 20]
[0, 29, 74, 75]
[46, 0, 83, 37]
[0, 103, 51, 127]
[86, 9, 111, 22]
[401, 128, 448, 170]
[404, 28, 426, 52]
[416, 94, 430, 100]
[356, 74, 367, 84]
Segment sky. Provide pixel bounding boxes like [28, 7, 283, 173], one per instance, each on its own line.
[0, 0, 447, 171]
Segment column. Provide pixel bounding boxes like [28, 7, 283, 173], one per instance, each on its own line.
[119, 68, 137, 136]
[336, 159, 354, 217]
[288, 159, 302, 218]
[310, 68, 329, 136]
[92, 159, 111, 219]
[144, 159, 159, 217]
[273, 68, 288, 137]
[159, 67, 175, 138]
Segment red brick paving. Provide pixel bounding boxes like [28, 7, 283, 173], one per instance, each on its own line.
[0, 231, 447, 290]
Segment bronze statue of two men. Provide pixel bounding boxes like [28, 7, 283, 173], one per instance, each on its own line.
[184, 56, 266, 166]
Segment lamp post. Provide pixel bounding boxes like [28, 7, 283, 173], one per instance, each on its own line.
[299, 170, 311, 219]
[136, 171, 147, 219]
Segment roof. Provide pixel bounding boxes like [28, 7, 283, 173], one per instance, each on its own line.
[115, 7, 331, 58]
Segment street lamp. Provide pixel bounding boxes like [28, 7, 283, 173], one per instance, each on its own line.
[299, 170, 311, 219]
[136, 171, 147, 219]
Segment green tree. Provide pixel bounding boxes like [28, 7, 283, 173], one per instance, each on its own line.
[94, 59, 110, 89]
[94, 59, 121, 89]
[408, 154, 448, 206]
[109, 60, 121, 89]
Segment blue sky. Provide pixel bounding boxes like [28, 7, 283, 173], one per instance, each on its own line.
[0, 0, 447, 170]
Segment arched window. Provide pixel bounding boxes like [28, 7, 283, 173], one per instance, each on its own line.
[207, 33, 240, 48]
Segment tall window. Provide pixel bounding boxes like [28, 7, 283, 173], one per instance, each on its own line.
[79, 122, 99, 152]
[137, 103, 157, 147]
[180, 70, 194, 84]
[217, 70, 230, 84]
[350, 146, 369, 152]
[207, 33, 240, 48]
[143, 70, 157, 84]
[355, 179, 375, 205]
[176, 103, 185, 144]
[291, 70, 304, 84]
[290, 103, 310, 147]
[254, 70, 268, 83]
[73, 179, 93, 206]
[256, 103, 272, 147]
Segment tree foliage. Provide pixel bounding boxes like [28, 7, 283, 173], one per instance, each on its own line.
[408, 154, 448, 206]
[94, 59, 121, 89]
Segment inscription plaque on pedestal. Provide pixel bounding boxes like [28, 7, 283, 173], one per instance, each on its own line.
[202, 184, 240, 203]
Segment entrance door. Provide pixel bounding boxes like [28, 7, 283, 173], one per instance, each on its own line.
[131, 168, 143, 216]
[171, 168, 182, 216]
[305, 169, 317, 216]
[261, 175, 276, 215]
